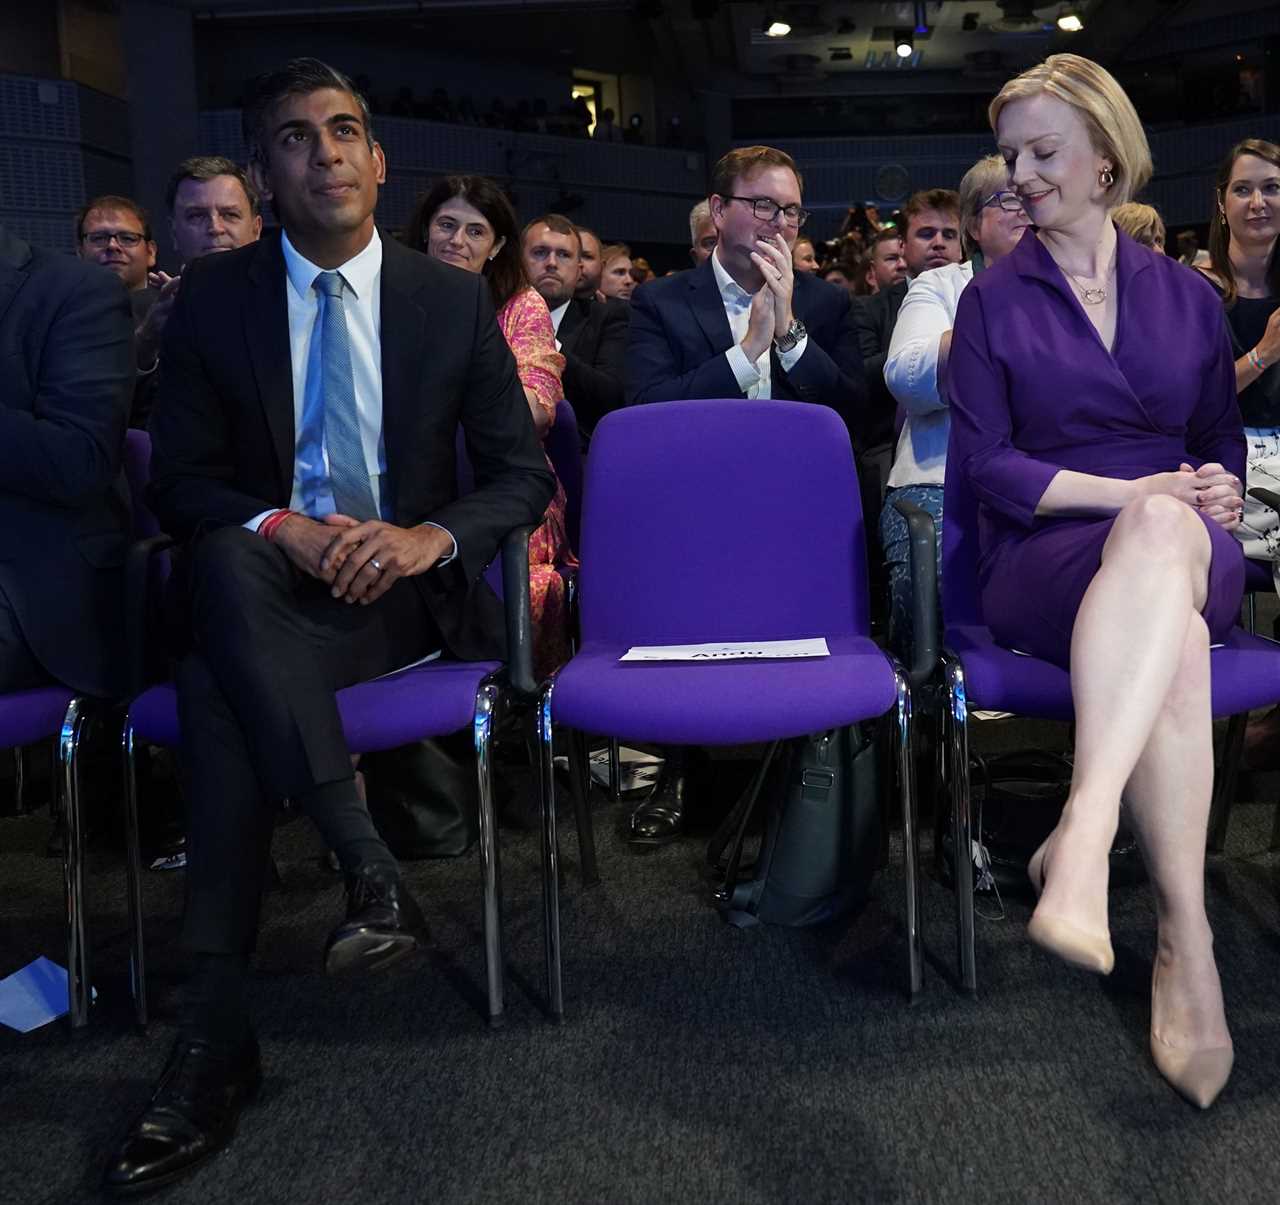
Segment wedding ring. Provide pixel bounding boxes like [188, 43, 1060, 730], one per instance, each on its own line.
[370, 558, 382, 572]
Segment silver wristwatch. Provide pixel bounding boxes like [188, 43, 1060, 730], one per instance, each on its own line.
[773, 318, 807, 354]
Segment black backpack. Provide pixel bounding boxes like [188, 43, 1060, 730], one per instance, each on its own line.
[706, 725, 880, 928]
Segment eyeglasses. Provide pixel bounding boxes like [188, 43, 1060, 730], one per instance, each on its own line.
[82, 229, 146, 248]
[981, 191, 1025, 214]
[722, 195, 810, 227]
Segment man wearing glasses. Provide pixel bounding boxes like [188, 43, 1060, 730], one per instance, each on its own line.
[622, 144, 866, 847]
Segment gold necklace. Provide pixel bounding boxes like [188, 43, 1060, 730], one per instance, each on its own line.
[1066, 269, 1110, 305]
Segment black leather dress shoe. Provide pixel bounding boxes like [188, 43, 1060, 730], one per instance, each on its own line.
[324, 865, 429, 975]
[102, 1034, 261, 1197]
[627, 773, 686, 846]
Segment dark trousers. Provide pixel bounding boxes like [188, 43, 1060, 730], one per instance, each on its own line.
[0, 583, 53, 693]
[178, 527, 439, 957]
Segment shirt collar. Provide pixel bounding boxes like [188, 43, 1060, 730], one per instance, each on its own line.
[711, 246, 754, 308]
[549, 299, 571, 332]
[282, 227, 383, 302]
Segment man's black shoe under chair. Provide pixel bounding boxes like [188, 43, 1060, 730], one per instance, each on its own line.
[324, 864, 429, 975]
[627, 772, 686, 847]
[102, 1034, 261, 1197]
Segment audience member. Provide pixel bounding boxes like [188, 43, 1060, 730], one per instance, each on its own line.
[863, 228, 908, 294]
[1111, 200, 1166, 251]
[1193, 139, 1280, 765]
[575, 225, 604, 299]
[854, 189, 961, 448]
[818, 263, 854, 294]
[521, 213, 628, 439]
[407, 177, 578, 675]
[630, 256, 655, 285]
[880, 155, 1030, 648]
[0, 224, 133, 696]
[791, 236, 818, 273]
[599, 243, 636, 301]
[103, 60, 554, 1196]
[624, 144, 867, 844]
[689, 199, 717, 267]
[593, 107, 624, 143]
[951, 53, 1241, 1109]
[1176, 228, 1200, 265]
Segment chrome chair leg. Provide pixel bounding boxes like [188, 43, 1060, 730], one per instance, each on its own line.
[58, 698, 91, 1031]
[473, 680, 504, 1027]
[121, 720, 148, 1029]
[1209, 712, 1247, 854]
[13, 743, 27, 813]
[943, 654, 977, 997]
[893, 665, 923, 999]
[607, 737, 621, 801]
[537, 682, 563, 1020]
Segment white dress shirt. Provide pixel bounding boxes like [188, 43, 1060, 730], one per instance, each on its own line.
[712, 247, 808, 399]
[548, 298, 570, 351]
[884, 260, 975, 489]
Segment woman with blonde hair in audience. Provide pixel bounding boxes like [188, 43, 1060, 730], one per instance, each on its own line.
[950, 53, 1243, 1108]
[1112, 200, 1166, 251]
[879, 153, 1030, 648]
[406, 175, 577, 674]
[598, 243, 636, 301]
[1194, 139, 1280, 763]
[791, 235, 819, 273]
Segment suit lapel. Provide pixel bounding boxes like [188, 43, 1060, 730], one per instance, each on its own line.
[689, 258, 734, 354]
[557, 297, 588, 350]
[243, 234, 295, 498]
[379, 236, 429, 520]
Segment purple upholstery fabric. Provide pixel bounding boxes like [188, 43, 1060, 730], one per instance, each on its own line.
[0, 687, 75, 750]
[545, 400, 582, 554]
[554, 400, 896, 742]
[129, 659, 501, 754]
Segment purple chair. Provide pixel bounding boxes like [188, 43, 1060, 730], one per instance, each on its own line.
[119, 432, 535, 1029]
[537, 399, 923, 1017]
[936, 453, 1280, 996]
[544, 399, 583, 555]
[0, 688, 92, 1027]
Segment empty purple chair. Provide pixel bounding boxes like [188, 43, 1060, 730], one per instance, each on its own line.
[537, 399, 923, 1017]
[938, 446, 1280, 996]
[119, 431, 534, 1029]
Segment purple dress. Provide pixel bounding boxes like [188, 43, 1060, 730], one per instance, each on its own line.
[948, 228, 1245, 668]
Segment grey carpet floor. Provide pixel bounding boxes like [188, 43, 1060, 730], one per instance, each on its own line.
[4, 726, 1280, 1205]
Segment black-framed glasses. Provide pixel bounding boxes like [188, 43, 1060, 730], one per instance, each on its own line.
[981, 191, 1025, 214]
[722, 195, 810, 227]
[82, 229, 146, 248]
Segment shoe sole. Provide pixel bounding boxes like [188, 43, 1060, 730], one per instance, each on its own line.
[324, 928, 422, 976]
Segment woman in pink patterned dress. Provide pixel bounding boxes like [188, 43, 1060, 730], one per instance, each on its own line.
[407, 175, 577, 675]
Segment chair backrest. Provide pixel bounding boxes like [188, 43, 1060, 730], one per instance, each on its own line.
[544, 399, 582, 553]
[940, 432, 982, 629]
[123, 429, 161, 540]
[578, 400, 869, 645]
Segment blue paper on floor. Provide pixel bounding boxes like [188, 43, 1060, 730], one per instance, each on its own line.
[0, 956, 93, 1033]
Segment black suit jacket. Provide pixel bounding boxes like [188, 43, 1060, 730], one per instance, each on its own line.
[0, 227, 134, 695]
[853, 278, 908, 448]
[625, 257, 867, 441]
[149, 231, 555, 662]
[556, 295, 627, 436]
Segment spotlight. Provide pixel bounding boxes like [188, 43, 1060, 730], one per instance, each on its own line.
[1057, 7, 1083, 32]
[765, 18, 792, 37]
[894, 29, 914, 58]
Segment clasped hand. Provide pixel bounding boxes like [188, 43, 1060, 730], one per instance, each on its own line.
[1145, 462, 1244, 531]
[274, 513, 452, 605]
[740, 233, 796, 362]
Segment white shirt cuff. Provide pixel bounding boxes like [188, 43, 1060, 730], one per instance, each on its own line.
[244, 508, 279, 533]
[422, 521, 457, 565]
[776, 334, 809, 373]
[725, 344, 761, 393]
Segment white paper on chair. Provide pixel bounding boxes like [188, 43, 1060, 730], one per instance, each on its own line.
[0, 956, 95, 1033]
[619, 638, 830, 663]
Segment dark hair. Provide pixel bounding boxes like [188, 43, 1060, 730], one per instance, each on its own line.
[849, 252, 875, 297]
[164, 155, 260, 217]
[522, 213, 581, 249]
[242, 57, 374, 166]
[1207, 138, 1280, 308]
[76, 195, 152, 241]
[404, 174, 527, 312]
[869, 227, 904, 253]
[709, 145, 804, 199]
[901, 188, 961, 236]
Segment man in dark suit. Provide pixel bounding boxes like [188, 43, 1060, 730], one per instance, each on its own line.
[621, 145, 867, 845]
[521, 213, 628, 438]
[0, 226, 133, 696]
[103, 59, 553, 1196]
[627, 146, 866, 440]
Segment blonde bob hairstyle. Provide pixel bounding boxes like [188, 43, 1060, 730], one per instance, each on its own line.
[958, 154, 1010, 259]
[988, 53, 1152, 206]
[1111, 201, 1166, 250]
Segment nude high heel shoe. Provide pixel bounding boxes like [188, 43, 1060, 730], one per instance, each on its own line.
[1149, 962, 1233, 1110]
[1025, 838, 1115, 976]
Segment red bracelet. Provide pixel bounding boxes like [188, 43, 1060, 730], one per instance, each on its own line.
[259, 509, 295, 542]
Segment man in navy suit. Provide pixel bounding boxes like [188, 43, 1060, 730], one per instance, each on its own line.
[626, 145, 866, 441]
[621, 146, 867, 845]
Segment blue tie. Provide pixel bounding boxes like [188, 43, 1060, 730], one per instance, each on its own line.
[310, 271, 378, 522]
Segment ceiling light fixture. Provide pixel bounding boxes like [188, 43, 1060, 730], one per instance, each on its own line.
[1057, 7, 1084, 33]
[895, 29, 914, 58]
[766, 19, 792, 36]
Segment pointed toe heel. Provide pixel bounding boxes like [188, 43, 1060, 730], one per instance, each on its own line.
[1150, 1036, 1234, 1110]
